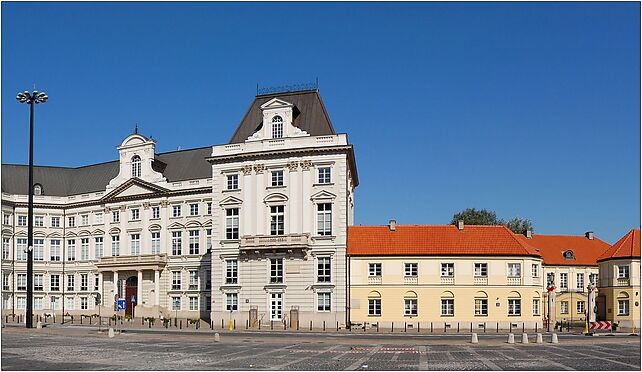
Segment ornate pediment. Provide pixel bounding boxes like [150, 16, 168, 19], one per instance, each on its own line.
[260, 98, 295, 110]
[264, 192, 288, 205]
[220, 196, 243, 207]
[101, 178, 169, 202]
[310, 190, 336, 201]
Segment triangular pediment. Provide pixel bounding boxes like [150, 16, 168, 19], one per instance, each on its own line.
[260, 98, 294, 110]
[101, 178, 168, 202]
[310, 190, 336, 201]
[220, 196, 243, 206]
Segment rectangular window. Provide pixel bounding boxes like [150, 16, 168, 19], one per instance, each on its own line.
[547, 272, 555, 285]
[189, 296, 198, 311]
[3, 238, 10, 260]
[474, 299, 488, 316]
[270, 258, 283, 283]
[190, 203, 199, 216]
[34, 216, 44, 227]
[16, 297, 26, 310]
[189, 230, 200, 255]
[172, 205, 182, 218]
[51, 216, 60, 228]
[207, 202, 212, 216]
[474, 263, 488, 277]
[2, 213, 9, 225]
[151, 232, 160, 254]
[404, 298, 418, 316]
[590, 274, 599, 286]
[34, 297, 43, 310]
[66, 239, 76, 261]
[317, 257, 331, 282]
[226, 260, 238, 284]
[130, 234, 140, 255]
[318, 167, 331, 184]
[172, 271, 181, 290]
[508, 299, 521, 316]
[16, 238, 27, 261]
[17, 274, 27, 291]
[368, 263, 382, 276]
[2, 274, 9, 291]
[111, 235, 120, 256]
[404, 263, 418, 277]
[81, 274, 88, 291]
[67, 274, 75, 291]
[533, 299, 540, 315]
[576, 273, 584, 290]
[317, 203, 332, 236]
[81, 297, 88, 310]
[34, 274, 43, 291]
[17, 215, 27, 227]
[131, 209, 140, 221]
[206, 229, 212, 252]
[152, 206, 160, 219]
[94, 276, 99, 291]
[189, 270, 198, 290]
[531, 264, 539, 277]
[227, 174, 239, 190]
[618, 266, 630, 279]
[171, 231, 182, 255]
[33, 239, 44, 261]
[68, 216, 75, 227]
[112, 210, 120, 223]
[81, 215, 89, 226]
[368, 298, 381, 316]
[226, 293, 238, 311]
[560, 301, 569, 314]
[441, 263, 454, 277]
[94, 212, 103, 224]
[560, 273, 568, 289]
[50, 275, 60, 291]
[618, 300, 630, 315]
[225, 208, 239, 240]
[172, 296, 181, 311]
[81, 238, 89, 260]
[318, 293, 331, 312]
[271, 170, 284, 187]
[507, 263, 521, 277]
[577, 301, 585, 314]
[270, 205, 285, 236]
[50, 296, 60, 310]
[441, 299, 454, 316]
[95, 237, 104, 259]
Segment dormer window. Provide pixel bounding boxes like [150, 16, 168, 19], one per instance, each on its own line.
[33, 184, 43, 196]
[563, 250, 575, 260]
[272, 116, 283, 139]
[131, 155, 141, 178]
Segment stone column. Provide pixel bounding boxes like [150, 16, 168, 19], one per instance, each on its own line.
[547, 285, 556, 332]
[113, 271, 119, 300]
[588, 285, 597, 323]
[154, 270, 160, 307]
[137, 270, 143, 310]
[98, 272, 104, 300]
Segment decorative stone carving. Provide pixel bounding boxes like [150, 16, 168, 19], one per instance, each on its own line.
[143, 202, 151, 210]
[287, 161, 299, 172]
[300, 160, 312, 171]
[160, 200, 169, 207]
[242, 165, 253, 176]
[253, 164, 265, 174]
[120, 205, 127, 211]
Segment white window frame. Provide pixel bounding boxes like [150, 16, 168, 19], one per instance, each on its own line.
[441, 263, 454, 277]
[269, 205, 285, 236]
[271, 170, 284, 187]
[508, 299, 521, 316]
[189, 230, 200, 255]
[317, 257, 331, 283]
[441, 298, 454, 316]
[318, 167, 331, 184]
[368, 263, 382, 276]
[171, 231, 182, 255]
[151, 232, 160, 254]
[225, 208, 239, 240]
[190, 203, 199, 216]
[172, 271, 181, 290]
[404, 298, 418, 316]
[474, 298, 488, 316]
[507, 263, 521, 277]
[226, 260, 238, 284]
[270, 258, 284, 283]
[227, 174, 239, 190]
[130, 234, 140, 255]
[317, 292, 331, 312]
[316, 203, 332, 236]
[474, 263, 488, 277]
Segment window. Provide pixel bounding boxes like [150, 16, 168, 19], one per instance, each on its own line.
[317, 257, 331, 282]
[94, 213, 103, 224]
[226, 293, 238, 311]
[34, 297, 43, 310]
[17, 215, 27, 226]
[51, 216, 60, 227]
[318, 167, 331, 184]
[206, 270, 211, 290]
[172, 205, 182, 218]
[206, 229, 212, 252]
[618, 300, 630, 315]
[547, 272, 555, 285]
[317, 203, 332, 236]
[576, 273, 584, 290]
[270, 205, 284, 235]
[152, 206, 160, 219]
[81, 238, 89, 260]
[81, 297, 88, 310]
[618, 266, 630, 279]
[531, 264, 539, 277]
[33, 184, 43, 195]
[2, 214, 9, 225]
[270, 258, 283, 283]
[16, 297, 26, 310]
[67, 274, 75, 291]
[34, 216, 44, 227]
[81, 215, 89, 226]
[34, 239, 44, 261]
[111, 235, 120, 256]
[34, 274, 43, 291]
[404, 263, 418, 277]
[508, 299, 521, 316]
[112, 210, 120, 223]
[131, 155, 141, 178]
[271, 170, 284, 187]
[3, 238, 10, 260]
[226, 260, 238, 284]
[67, 239, 76, 261]
[2, 274, 9, 291]
[66, 297, 75, 310]
[475, 299, 488, 316]
[368, 298, 381, 316]
[151, 232, 160, 254]
[131, 209, 140, 221]
[227, 174, 239, 190]
[560, 273, 568, 289]
[189, 230, 200, 255]
[207, 202, 212, 216]
[590, 274, 598, 286]
[189, 296, 198, 311]
[474, 263, 488, 277]
[130, 234, 140, 255]
[441, 263, 454, 277]
[317, 292, 331, 312]
[577, 301, 585, 314]
[189, 270, 198, 290]
[560, 301, 569, 314]
[404, 298, 418, 316]
[171, 231, 182, 255]
[172, 271, 181, 290]
[95, 237, 104, 258]
[190, 203, 199, 216]
[16, 238, 27, 261]
[50, 275, 60, 291]
[50, 296, 60, 310]
[272, 115, 283, 138]
[17, 274, 27, 291]
[533, 299, 540, 315]
[368, 263, 382, 276]
[172, 296, 181, 311]
[68, 216, 75, 227]
[206, 296, 211, 311]
[441, 299, 454, 316]
[507, 263, 521, 277]
[225, 208, 239, 239]
[94, 276, 99, 291]
[81, 274, 88, 291]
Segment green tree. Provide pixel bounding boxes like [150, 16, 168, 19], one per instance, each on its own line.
[504, 217, 534, 234]
[451, 208, 501, 225]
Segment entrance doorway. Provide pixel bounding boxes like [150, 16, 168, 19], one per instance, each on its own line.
[270, 293, 282, 321]
[125, 276, 138, 317]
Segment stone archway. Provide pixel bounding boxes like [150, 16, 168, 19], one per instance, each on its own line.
[125, 276, 138, 317]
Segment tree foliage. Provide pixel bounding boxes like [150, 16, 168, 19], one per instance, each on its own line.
[504, 217, 534, 234]
[451, 208, 535, 234]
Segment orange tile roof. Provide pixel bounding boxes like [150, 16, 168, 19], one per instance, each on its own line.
[597, 229, 641, 262]
[513, 233, 610, 267]
[347, 225, 540, 257]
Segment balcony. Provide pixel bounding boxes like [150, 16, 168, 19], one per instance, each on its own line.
[617, 278, 631, 287]
[95, 253, 167, 271]
[441, 276, 454, 285]
[368, 276, 382, 285]
[507, 277, 522, 286]
[240, 234, 310, 251]
[474, 276, 488, 285]
[404, 276, 418, 285]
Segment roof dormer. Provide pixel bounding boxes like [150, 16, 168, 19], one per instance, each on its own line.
[246, 98, 309, 142]
[106, 132, 167, 191]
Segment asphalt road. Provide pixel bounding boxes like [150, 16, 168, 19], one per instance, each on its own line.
[1, 326, 640, 370]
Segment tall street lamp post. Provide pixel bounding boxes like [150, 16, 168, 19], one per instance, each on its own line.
[16, 90, 48, 328]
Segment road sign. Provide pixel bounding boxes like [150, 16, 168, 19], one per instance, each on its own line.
[117, 299, 126, 311]
[131, 295, 136, 304]
[589, 321, 612, 330]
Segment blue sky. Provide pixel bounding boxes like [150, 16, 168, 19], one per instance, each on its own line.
[2, 2, 640, 243]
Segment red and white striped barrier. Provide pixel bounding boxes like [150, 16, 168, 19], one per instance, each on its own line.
[589, 321, 612, 330]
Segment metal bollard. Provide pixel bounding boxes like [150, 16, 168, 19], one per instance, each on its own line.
[180, 320, 182, 330]
[418, 322, 420, 333]
[470, 322, 473, 333]
[404, 322, 407, 332]
[497, 323, 499, 333]
[444, 323, 446, 333]
[309, 320, 312, 331]
[337, 321, 339, 332]
[522, 323, 525, 333]
[221, 319, 223, 329]
[457, 323, 460, 333]
[271, 320, 273, 330]
[509, 323, 512, 333]
[430, 322, 433, 333]
[234, 319, 236, 330]
[484, 322, 486, 333]
[259, 320, 261, 330]
[149, 320, 151, 328]
[391, 322, 394, 332]
[323, 321, 326, 331]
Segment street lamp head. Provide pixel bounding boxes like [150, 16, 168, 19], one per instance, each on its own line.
[16, 90, 48, 104]
[16, 92, 29, 103]
[35, 92, 48, 104]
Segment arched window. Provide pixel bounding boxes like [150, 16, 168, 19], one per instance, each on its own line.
[272, 116, 283, 139]
[131, 155, 141, 178]
[33, 184, 43, 196]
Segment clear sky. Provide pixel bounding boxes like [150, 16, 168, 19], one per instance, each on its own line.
[2, 2, 640, 243]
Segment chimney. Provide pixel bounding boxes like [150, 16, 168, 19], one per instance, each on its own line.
[586, 231, 594, 240]
[388, 219, 396, 231]
[525, 230, 532, 239]
[457, 220, 464, 231]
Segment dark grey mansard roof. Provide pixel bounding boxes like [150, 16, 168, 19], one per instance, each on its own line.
[229, 90, 336, 144]
[1, 147, 212, 197]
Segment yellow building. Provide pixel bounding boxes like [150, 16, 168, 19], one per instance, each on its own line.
[348, 221, 543, 331]
[597, 228, 641, 329]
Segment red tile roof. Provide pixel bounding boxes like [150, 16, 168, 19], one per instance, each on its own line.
[513, 233, 610, 267]
[597, 229, 641, 262]
[347, 225, 540, 257]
